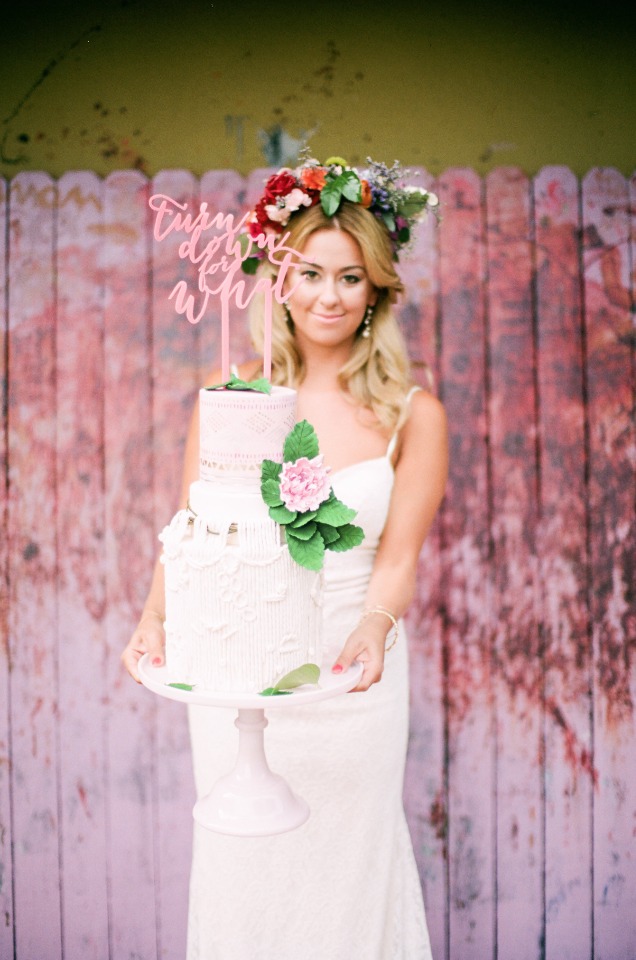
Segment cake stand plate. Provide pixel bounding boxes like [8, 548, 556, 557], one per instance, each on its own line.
[138, 654, 363, 837]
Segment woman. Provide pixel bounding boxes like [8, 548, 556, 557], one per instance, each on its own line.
[122, 157, 448, 959]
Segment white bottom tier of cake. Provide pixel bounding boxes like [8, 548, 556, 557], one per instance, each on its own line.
[160, 509, 322, 693]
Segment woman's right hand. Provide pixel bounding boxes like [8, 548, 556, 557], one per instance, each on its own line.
[121, 611, 166, 683]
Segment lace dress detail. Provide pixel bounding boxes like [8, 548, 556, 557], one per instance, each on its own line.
[186, 443, 433, 959]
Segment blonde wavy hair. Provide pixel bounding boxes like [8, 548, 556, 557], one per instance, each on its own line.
[249, 203, 414, 432]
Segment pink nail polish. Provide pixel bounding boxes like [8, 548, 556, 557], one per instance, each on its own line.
[152, 657, 163, 666]
[332, 664, 343, 674]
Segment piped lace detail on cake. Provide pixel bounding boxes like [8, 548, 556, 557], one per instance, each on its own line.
[160, 510, 321, 692]
[199, 387, 296, 479]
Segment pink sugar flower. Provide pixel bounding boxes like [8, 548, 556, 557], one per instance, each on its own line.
[279, 455, 331, 513]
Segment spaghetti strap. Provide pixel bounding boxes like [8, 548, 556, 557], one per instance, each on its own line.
[386, 385, 421, 459]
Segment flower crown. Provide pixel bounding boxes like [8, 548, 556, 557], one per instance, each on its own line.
[241, 155, 438, 274]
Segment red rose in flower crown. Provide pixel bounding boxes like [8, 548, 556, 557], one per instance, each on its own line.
[263, 170, 298, 203]
[249, 198, 278, 237]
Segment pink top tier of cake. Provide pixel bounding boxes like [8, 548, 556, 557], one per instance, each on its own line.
[199, 386, 297, 481]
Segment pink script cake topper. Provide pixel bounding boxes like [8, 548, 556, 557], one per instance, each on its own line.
[149, 194, 308, 381]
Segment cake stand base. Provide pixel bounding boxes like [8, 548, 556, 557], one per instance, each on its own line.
[138, 654, 363, 836]
[193, 708, 309, 836]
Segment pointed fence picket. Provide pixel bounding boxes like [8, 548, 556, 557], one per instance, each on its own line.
[0, 166, 634, 960]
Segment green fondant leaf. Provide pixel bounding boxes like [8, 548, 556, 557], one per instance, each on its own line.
[286, 528, 325, 570]
[316, 522, 340, 545]
[274, 662, 320, 691]
[227, 375, 272, 394]
[283, 420, 320, 462]
[290, 509, 318, 527]
[166, 682, 195, 691]
[259, 687, 293, 697]
[261, 477, 283, 507]
[261, 459, 282, 482]
[285, 520, 317, 541]
[269, 503, 297, 523]
[325, 523, 364, 552]
[314, 495, 357, 526]
[205, 373, 271, 394]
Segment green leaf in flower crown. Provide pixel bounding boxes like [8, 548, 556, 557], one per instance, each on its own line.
[283, 420, 320, 462]
[324, 522, 364, 552]
[316, 522, 340, 545]
[238, 232, 251, 256]
[320, 171, 361, 216]
[397, 226, 410, 244]
[339, 170, 362, 203]
[286, 528, 325, 570]
[396, 193, 429, 218]
[273, 662, 320, 691]
[320, 179, 344, 217]
[314, 494, 357, 526]
[286, 520, 317, 541]
[269, 503, 297, 523]
[382, 210, 396, 232]
[241, 255, 260, 276]
[261, 477, 283, 507]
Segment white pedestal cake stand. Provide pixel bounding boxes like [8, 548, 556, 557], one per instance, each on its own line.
[138, 653, 363, 837]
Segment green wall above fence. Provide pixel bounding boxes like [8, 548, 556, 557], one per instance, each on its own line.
[1, 0, 635, 180]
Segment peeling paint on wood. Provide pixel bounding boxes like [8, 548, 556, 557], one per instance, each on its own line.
[1, 167, 634, 960]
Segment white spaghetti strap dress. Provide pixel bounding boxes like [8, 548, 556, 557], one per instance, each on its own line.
[186, 419, 433, 959]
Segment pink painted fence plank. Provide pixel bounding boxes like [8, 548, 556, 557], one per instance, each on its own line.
[7, 173, 62, 958]
[583, 168, 636, 960]
[533, 166, 592, 959]
[439, 168, 494, 960]
[56, 171, 109, 957]
[151, 169, 199, 960]
[402, 172, 447, 959]
[486, 168, 543, 960]
[0, 176, 13, 959]
[103, 169, 158, 960]
[399, 168, 439, 381]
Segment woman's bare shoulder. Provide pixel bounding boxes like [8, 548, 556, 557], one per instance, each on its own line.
[398, 388, 447, 446]
[408, 388, 447, 431]
[392, 388, 448, 471]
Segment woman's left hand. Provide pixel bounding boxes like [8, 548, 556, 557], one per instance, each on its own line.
[331, 614, 390, 692]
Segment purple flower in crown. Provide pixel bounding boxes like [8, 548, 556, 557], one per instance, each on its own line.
[279, 455, 331, 513]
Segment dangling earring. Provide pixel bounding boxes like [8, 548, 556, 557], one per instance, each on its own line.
[361, 305, 373, 338]
[284, 303, 294, 329]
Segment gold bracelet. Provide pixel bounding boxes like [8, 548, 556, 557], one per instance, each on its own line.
[360, 605, 399, 652]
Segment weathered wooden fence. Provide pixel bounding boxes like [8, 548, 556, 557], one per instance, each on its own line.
[1, 167, 634, 960]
